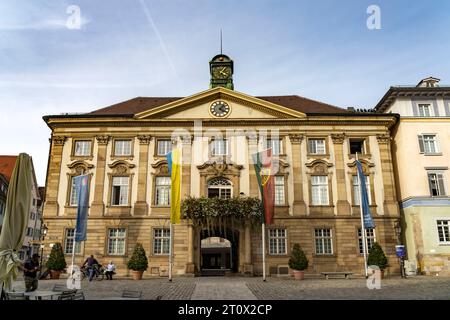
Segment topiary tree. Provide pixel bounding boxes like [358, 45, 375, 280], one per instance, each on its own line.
[288, 243, 309, 271]
[367, 242, 388, 270]
[127, 243, 148, 271]
[46, 243, 67, 271]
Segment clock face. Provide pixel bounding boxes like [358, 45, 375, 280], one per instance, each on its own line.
[212, 66, 231, 79]
[210, 101, 231, 118]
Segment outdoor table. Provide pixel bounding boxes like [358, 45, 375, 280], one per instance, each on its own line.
[24, 290, 62, 300]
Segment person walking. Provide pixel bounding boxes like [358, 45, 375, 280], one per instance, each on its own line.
[23, 253, 40, 292]
[105, 261, 116, 280]
[82, 255, 99, 281]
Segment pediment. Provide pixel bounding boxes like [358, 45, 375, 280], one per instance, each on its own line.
[134, 87, 306, 120]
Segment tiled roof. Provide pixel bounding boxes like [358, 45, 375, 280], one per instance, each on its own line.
[0, 155, 17, 182]
[88, 95, 348, 116]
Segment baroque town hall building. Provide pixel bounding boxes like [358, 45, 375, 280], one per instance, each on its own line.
[42, 55, 401, 277]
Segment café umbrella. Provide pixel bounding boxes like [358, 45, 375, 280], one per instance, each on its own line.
[0, 153, 32, 296]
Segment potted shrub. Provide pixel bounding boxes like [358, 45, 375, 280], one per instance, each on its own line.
[127, 243, 148, 280]
[367, 242, 388, 278]
[288, 243, 309, 280]
[46, 243, 67, 279]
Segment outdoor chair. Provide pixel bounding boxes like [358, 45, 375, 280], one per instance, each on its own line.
[52, 284, 68, 292]
[57, 289, 77, 300]
[5, 292, 28, 300]
[73, 291, 86, 300]
[121, 290, 142, 299]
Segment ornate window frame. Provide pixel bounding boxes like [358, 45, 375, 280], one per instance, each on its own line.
[197, 161, 243, 198]
[151, 160, 171, 214]
[65, 161, 94, 215]
[305, 159, 334, 215]
[104, 226, 128, 257]
[105, 160, 135, 216]
[346, 159, 376, 212]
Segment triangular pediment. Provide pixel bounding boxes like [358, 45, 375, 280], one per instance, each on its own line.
[134, 87, 306, 120]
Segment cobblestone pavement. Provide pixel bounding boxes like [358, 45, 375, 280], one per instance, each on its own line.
[191, 277, 257, 300]
[10, 275, 450, 300]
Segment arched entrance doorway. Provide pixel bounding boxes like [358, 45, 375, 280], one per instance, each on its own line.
[199, 228, 239, 276]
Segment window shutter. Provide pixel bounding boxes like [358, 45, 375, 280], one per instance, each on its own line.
[418, 135, 425, 153]
[437, 174, 446, 196]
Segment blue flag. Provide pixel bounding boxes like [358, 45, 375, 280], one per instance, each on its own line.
[166, 151, 173, 176]
[74, 175, 90, 242]
[356, 160, 375, 229]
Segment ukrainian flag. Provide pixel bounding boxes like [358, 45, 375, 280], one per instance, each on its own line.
[166, 148, 181, 224]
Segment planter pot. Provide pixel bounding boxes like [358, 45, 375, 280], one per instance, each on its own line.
[50, 270, 62, 279]
[293, 270, 305, 280]
[132, 270, 144, 280]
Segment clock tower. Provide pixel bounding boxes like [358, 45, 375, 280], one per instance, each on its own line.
[209, 54, 234, 90]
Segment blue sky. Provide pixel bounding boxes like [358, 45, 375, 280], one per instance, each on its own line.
[1, 0, 450, 184]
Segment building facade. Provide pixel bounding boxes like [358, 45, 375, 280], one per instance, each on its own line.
[42, 55, 401, 277]
[375, 77, 450, 276]
[0, 155, 43, 259]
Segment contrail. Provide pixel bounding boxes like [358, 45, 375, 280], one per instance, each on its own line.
[138, 0, 178, 78]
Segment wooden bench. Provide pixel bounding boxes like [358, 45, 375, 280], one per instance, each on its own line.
[321, 272, 353, 279]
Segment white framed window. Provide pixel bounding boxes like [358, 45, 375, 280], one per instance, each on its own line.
[264, 139, 282, 156]
[418, 104, 431, 117]
[207, 178, 232, 199]
[268, 229, 287, 255]
[64, 228, 82, 254]
[428, 172, 446, 196]
[153, 228, 170, 255]
[74, 140, 91, 156]
[111, 176, 129, 206]
[30, 212, 36, 220]
[107, 228, 126, 255]
[155, 177, 171, 206]
[358, 228, 376, 254]
[275, 176, 285, 205]
[114, 139, 132, 156]
[308, 139, 326, 155]
[349, 138, 366, 155]
[69, 177, 78, 206]
[157, 140, 172, 156]
[315, 228, 333, 255]
[418, 134, 439, 154]
[311, 176, 329, 205]
[437, 220, 450, 244]
[210, 139, 228, 156]
[352, 175, 372, 205]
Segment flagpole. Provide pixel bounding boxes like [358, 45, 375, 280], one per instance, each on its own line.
[70, 239, 76, 278]
[356, 153, 369, 278]
[262, 223, 266, 281]
[169, 223, 173, 282]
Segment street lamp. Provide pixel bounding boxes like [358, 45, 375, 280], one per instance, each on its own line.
[394, 220, 406, 278]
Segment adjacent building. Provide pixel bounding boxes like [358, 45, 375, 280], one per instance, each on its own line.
[0, 155, 43, 259]
[375, 77, 450, 276]
[42, 54, 402, 277]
